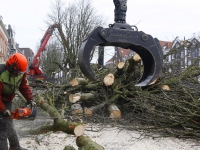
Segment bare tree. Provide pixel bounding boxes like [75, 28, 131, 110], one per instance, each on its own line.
[44, 0, 107, 80]
[40, 39, 62, 78]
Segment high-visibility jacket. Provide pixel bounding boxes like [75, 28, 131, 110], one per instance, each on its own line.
[0, 64, 33, 112]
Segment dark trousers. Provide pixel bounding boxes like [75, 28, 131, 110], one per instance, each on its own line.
[0, 102, 20, 150]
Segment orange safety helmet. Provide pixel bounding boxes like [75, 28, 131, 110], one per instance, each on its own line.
[6, 53, 28, 73]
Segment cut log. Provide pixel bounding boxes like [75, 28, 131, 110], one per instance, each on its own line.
[84, 107, 93, 116]
[71, 104, 93, 117]
[69, 93, 81, 103]
[71, 103, 83, 115]
[161, 85, 170, 91]
[114, 62, 125, 77]
[133, 53, 141, 62]
[69, 93, 95, 103]
[63, 146, 76, 150]
[32, 95, 85, 136]
[103, 73, 115, 86]
[124, 55, 141, 74]
[149, 78, 158, 85]
[107, 104, 121, 119]
[73, 124, 85, 136]
[54, 119, 85, 136]
[70, 78, 88, 86]
[117, 62, 125, 69]
[76, 135, 104, 150]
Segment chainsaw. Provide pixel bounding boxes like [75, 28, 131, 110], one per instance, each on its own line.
[9, 105, 72, 120]
[9, 105, 37, 120]
[78, 0, 163, 86]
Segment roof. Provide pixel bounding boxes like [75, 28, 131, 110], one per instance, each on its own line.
[19, 48, 34, 55]
[118, 48, 130, 57]
[106, 48, 130, 63]
[19, 48, 34, 62]
[159, 40, 173, 49]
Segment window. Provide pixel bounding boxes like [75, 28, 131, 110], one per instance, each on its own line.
[188, 60, 191, 65]
[181, 51, 184, 57]
[28, 57, 31, 62]
[176, 53, 181, 59]
[198, 48, 200, 56]
[188, 52, 191, 57]
[193, 49, 198, 58]
[181, 60, 184, 66]
[166, 56, 169, 62]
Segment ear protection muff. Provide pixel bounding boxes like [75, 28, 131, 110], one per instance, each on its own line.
[7, 64, 14, 72]
[7, 63, 18, 73]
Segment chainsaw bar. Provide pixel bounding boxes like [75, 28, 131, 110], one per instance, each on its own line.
[17, 117, 61, 120]
[16, 116, 71, 120]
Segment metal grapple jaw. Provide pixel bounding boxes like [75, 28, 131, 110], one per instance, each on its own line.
[78, 23, 163, 86]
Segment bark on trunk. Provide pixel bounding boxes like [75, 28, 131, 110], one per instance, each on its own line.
[114, 62, 125, 78]
[69, 92, 95, 103]
[76, 135, 104, 150]
[70, 78, 88, 86]
[28, 95, 86, 136]
[63, 146, 76, 150]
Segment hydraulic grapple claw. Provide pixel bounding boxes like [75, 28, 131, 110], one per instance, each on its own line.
[78, 0, 163, 86]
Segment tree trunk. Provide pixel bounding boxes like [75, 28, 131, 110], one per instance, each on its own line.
[28, 95, 86, 136]
[63, 146, 76, 150]
[70, 78, 88, 86]
[76, 135, 104, 150]
[69, 92, 95, 103]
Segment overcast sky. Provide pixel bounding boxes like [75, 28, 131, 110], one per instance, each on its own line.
[1, 0, 200, 55]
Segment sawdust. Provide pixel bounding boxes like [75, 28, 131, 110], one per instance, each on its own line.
[13, 120, 200, 150]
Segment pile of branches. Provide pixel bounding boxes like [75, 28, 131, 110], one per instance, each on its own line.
[33, 50, 200, 141]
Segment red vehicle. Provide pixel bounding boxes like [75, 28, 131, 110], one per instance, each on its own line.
[27, 24, 59, 87]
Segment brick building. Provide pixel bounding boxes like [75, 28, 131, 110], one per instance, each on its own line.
[0, 16, 9, 62]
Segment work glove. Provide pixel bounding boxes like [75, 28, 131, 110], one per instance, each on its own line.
[29, 100, 36, 106]
[3, 109, 11, 116]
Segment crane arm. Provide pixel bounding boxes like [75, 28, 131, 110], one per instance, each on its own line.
[28, 24, 59, 75]
[113, 0, 127, 23]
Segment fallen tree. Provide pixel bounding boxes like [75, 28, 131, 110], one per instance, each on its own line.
[33, 51, 200, 140]
[15, 43, 200, 150]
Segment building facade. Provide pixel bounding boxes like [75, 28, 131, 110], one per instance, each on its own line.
[0, 16, 35, 71]
[105, 38, 200, 80]
[165, 37, 200, 66]
[0, 16, 9, 62]
[19, 48, 34, 67]
[6, 24, 24, 57]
